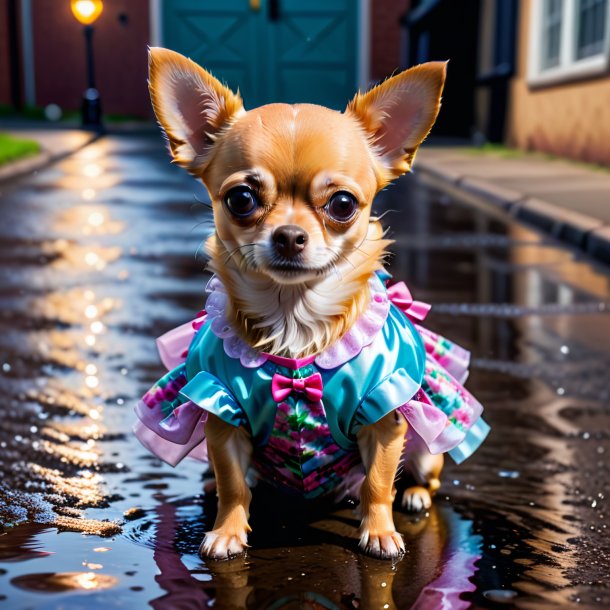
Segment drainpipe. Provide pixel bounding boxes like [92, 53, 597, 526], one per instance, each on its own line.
[7, 0, 22, 110]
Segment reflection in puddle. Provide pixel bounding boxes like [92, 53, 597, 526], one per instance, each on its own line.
[0, 135, 608, 607]
[0, 143, 122, 536]
[123, 497, 481, 610]
[0, 525, 54, 562]
[47, 242, 122, 271]
[11, 571, 118, 593]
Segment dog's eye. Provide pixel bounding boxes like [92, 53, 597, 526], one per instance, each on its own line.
[224, 186, 259, 217]
[326, 191, 358, 222]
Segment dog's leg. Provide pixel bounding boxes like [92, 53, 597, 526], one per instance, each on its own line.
[401, 438, 444, 513]
[357, 411, 407, 559]
[200, 413, 252, 560]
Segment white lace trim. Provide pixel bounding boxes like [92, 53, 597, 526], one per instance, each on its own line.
[204, 274, 390, 369]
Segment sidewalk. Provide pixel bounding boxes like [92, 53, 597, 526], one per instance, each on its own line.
[0, 127, 98, 183]
[416, 147, 610, 264]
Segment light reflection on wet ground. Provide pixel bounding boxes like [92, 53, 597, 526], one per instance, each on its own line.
[0, 134, 608, 608]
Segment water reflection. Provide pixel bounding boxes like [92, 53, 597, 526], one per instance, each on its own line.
[123, 496, 481, 610]
[0, 135, 608, 607]
[11, 570, 118, 593]
[0, 525, 53, 562]
[0, 135, 124, 535]
[382, 176, 609, 606]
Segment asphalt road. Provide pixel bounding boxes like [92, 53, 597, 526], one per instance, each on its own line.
[0, 133, 608, 609]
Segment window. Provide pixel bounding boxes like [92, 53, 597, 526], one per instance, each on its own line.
[576, 0, 608, 59]
[528, 0, 610, 86]
[542, 0, 563, 69]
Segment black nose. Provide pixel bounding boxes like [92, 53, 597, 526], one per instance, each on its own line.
[272, 225, 309, 259]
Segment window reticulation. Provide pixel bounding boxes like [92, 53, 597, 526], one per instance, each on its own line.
[542, 0, 563, 69]
[530, 0, 610, 85]
[576, 0, 608, 59]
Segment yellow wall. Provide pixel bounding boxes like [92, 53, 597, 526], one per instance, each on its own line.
[506, 0, 610, 166]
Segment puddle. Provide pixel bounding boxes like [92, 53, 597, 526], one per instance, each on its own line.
[0, 134, 608, 608]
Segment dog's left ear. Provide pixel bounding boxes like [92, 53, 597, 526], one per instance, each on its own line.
[346, 61, 447, 178]
[148, 47, 245, 174]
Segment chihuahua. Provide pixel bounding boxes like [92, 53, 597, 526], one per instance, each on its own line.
[147, 47, 449, 561]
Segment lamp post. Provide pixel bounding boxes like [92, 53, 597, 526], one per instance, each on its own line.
[71, 0, 104, 130]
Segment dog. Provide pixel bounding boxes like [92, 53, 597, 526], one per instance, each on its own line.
[136, 47, 489, 561]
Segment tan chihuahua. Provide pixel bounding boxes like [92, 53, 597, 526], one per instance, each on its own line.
[148, 47, 446, 561]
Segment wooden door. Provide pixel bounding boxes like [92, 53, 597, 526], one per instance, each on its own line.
[162, 0, 358, 109]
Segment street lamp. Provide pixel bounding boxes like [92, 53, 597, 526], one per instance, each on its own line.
[71, 0, 104, 130]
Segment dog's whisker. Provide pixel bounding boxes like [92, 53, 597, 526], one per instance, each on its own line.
[342, 242, 368, 258]
[370, 208, 397, 222]
[195, 239, 211, 262]
[224, 242, 257, 265]
[327, 247, 357, 271]
[328, 260, 343, 281]
[190, 220, 216, 236]
[192, 192, 214, 208]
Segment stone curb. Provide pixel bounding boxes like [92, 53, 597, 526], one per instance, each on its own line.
[0, 132, 99, 184]
[417, 159, 610, 266]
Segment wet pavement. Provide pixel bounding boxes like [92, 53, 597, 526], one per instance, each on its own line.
[0, 133, 608, 609]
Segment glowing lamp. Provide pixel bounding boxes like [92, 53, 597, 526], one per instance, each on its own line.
[71, 0, 103, 25]
[70, 0, 104, 129]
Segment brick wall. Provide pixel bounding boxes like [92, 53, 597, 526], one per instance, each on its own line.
[31, 0, 151, 117]
[14, 0, 413, 119]
[370, 0, 411, 82]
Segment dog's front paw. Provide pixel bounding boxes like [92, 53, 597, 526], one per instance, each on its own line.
[401, 486, 432, 513]
[359, 529, 405, 559]
[199, 529, 248, 560]
[359, 503, 405, 559]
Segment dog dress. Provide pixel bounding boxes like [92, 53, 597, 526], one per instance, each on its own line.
[134, 272, 489, 499]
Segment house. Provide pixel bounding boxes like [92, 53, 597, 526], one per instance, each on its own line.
[0, 0, 409, 118]
[402, 0, 610, 166]
[402, 0, 487, 140]
[505, 0, 610, 166]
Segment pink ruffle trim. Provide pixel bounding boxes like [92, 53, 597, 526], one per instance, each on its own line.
[155, 274, 393, 372]
[134, 398, 208, 467]
[399, 399, 464, 455]
[314, 275, 390, 369]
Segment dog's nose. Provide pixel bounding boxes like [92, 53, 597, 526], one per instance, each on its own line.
[272, 225, 308, 259]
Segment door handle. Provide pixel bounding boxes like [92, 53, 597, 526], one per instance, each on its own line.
[249, 0, 260, 11]
[269, 0, 280, 21]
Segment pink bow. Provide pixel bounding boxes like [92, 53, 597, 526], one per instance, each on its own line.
[387, 281, 431, 322]
[191, 310, 207, 331]
[271, 372, 324, 403]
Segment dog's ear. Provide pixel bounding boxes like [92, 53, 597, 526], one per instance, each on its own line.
[346, 62, 447, 178]
[148, 47, 245, 174]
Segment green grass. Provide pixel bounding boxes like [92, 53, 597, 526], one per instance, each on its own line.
[0, 104, 47, 119]
[464, 142, 610, 173]
[0, 132, 41, 166]
[104, 113, 146, 123]
[0, 104, 146, 124]
[463, 143, 528, 159]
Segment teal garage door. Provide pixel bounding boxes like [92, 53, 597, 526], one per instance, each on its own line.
[162, 0, 358, 110]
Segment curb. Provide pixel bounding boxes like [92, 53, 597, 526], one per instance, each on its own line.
[416, 159, 610, 266]
[0, 132, 99, 185]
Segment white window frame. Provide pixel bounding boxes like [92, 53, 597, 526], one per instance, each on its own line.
[528, 0, 610, 87]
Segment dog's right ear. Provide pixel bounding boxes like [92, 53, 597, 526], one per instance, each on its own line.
[346, 62, 446, 179]
[148, 47, 245, 174]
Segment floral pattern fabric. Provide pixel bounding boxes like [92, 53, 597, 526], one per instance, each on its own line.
[133, 273, 490, 496]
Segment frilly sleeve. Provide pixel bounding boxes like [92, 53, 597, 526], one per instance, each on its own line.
[134, 365, 246, 467]
[180, 370, 246, 428]
[156, 311, 207, 371]
[351, 367, 421, 431]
